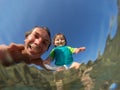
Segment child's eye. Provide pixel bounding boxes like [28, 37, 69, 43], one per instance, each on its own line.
[56, 39, 59, 41]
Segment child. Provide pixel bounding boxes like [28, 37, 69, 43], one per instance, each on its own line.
[44, 33, 86, 71]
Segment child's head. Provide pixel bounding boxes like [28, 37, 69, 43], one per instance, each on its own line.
[53, 33, 67, 46]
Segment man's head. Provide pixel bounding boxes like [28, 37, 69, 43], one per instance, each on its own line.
[24, 26, 51, 58]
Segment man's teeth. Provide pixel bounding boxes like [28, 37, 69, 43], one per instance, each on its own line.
[29, 44, 40, 50]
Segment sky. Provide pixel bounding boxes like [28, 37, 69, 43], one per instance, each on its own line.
[0, 0, 118, 65]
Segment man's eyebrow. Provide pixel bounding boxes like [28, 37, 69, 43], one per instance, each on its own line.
[35, 31, 50, 43]
[34, 32, 39, 36]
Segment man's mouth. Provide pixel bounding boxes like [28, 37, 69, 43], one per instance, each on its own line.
[28, 44, 41, 52]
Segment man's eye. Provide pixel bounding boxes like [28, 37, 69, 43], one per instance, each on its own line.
[34, 34, 39, 38]
[43, 41, 46, 44]
[43, 41, 49, 46]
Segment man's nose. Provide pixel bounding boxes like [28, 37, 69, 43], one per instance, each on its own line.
[35, 38, 43, 45]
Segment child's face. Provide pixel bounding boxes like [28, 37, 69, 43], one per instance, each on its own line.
[54, 35, 66, 46]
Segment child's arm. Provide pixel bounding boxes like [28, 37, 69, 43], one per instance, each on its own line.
[43, 57, 57, 71]
[43, 49, 54, 65]
[73, 47, 86, 54]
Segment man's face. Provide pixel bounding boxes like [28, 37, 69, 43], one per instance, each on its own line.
[24, 27, 50, 58]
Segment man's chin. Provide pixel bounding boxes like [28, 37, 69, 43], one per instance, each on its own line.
[29, 51, 42, 58]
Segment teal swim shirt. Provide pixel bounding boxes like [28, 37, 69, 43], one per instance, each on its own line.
[49, 46, 74, 66]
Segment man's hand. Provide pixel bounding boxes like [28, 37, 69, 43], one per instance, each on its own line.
[8, 43, 24, 51]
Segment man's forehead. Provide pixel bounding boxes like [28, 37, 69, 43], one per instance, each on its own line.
[33, 28, 50, 41]
[33, 28, 47, 35]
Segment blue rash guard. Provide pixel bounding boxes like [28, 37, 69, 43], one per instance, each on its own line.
[49, 46, 75, 66]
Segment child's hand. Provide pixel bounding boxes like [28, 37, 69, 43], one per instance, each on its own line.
[43, 57, 53, 65]
[74, 47, 86, 54]
[43, 60, 50, 65]
[80, 47, 86, 51]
